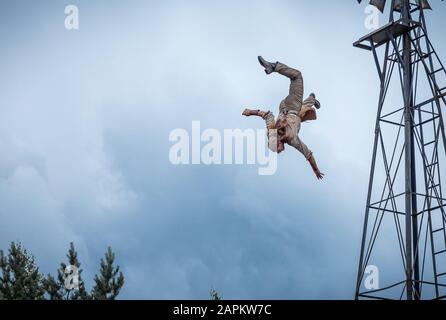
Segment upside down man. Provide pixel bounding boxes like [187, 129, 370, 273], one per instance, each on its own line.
[243, 56, 325, 180]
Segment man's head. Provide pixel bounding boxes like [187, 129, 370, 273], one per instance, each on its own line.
[275, 116, 287, 131]
[275, 116, 287, 153]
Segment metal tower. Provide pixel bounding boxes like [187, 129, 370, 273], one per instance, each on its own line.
[355, 0, 446, 300]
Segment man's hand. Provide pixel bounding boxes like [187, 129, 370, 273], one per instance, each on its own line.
[308, 154, 324, 181]
[314, 170, 325, 180]
[242, 108, 257, 117]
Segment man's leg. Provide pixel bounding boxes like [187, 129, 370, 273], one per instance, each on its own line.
[258, 57, 304, 105]
[274, 62, 304, 106]
[303, 93, 321, 110]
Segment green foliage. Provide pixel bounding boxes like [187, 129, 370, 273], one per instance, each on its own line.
[91, 247, 125, 300]
[210, 288, 222, 300]
[43, 243, 89, 300]
[0, 242, 45, 300]
[0, 242, 124, 300]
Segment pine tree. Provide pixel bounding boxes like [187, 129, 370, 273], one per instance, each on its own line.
[43, 243, 89, 300]
[210, 288, 222, 300]
[0, 242, 45, 300]
[91, 247, 124, 300]
[43, 274, 61, 300]
[1, 242, 125, 300]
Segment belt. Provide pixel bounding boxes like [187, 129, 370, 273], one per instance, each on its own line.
[282, 110, 299, 116]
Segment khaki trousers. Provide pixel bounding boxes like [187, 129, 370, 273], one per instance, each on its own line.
[263, 63, 313, 159]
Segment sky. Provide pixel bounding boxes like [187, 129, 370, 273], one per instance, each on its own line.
[0, 0, 446, 299]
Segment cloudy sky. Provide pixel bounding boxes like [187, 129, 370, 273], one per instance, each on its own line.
[1, 0, 446, 299]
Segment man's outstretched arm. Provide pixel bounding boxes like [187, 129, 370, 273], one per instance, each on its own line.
[308, 154, 325, 180]
[242, 108, 268, 118]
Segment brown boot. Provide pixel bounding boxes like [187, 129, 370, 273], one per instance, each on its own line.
[242, 108, 268, 118]
[308, 154, 324, 180]
[258, 56, 277, 75]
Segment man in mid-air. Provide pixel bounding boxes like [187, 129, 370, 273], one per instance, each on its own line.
[243, 56, 324, 180]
